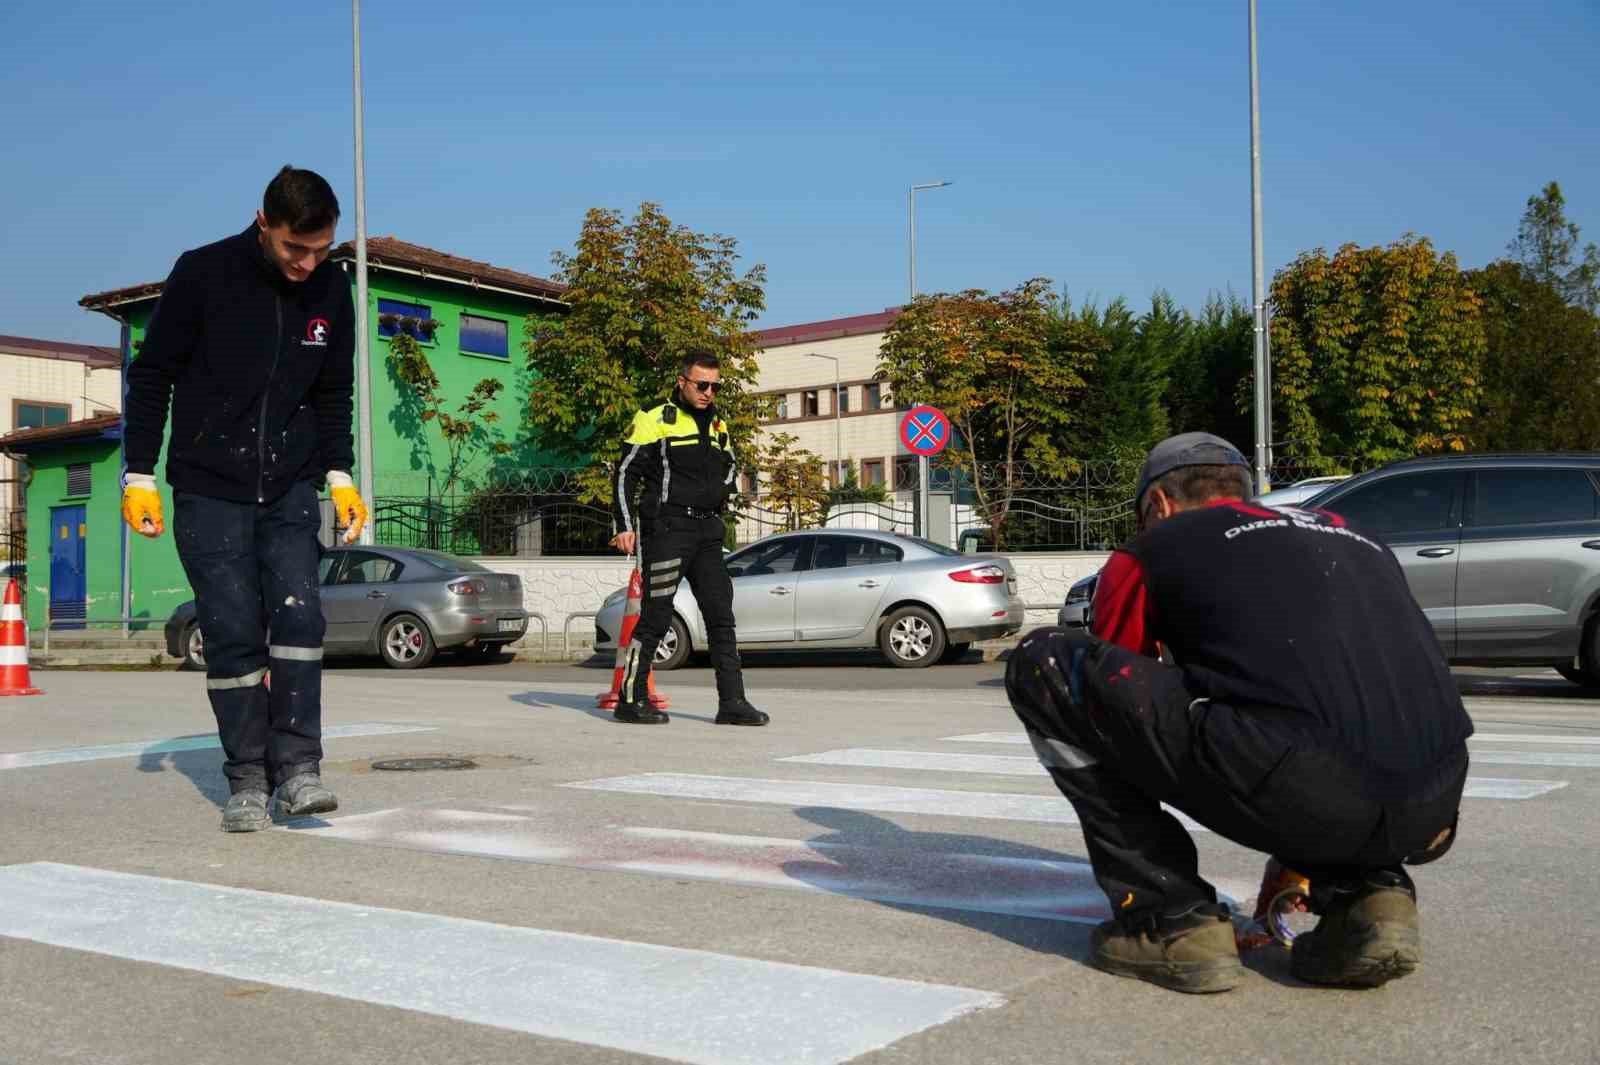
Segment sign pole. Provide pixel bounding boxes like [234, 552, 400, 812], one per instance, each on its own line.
[919, 454, 929, 539]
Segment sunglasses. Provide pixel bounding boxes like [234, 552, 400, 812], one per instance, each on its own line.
[683, 378, 722, 394]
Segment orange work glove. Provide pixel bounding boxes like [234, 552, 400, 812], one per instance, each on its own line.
[121, 475, 164, 537]
[327, 472, 369, 544]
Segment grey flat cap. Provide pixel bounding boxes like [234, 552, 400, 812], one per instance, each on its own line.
[1135, 432, 1250, 509]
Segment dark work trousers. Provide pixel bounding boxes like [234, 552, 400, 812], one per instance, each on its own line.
[623, 513, 746, 706]
[173, 481, 327, 794]
[1005, 627, 1468, 926]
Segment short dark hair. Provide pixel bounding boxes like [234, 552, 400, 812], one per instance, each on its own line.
[679, 350, 721, 377]
[1150, 464, 1253, 506]
[262, 166, 340, 233]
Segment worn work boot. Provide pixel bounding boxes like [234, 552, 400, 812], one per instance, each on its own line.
[715, 698, 769, 726]
[220, 788, 271, 833]
[1090, 902, 1243, 993]
[272, 773, 339, 819]
[615, 699, 670, 724]
[1292, 870, 1421, 988]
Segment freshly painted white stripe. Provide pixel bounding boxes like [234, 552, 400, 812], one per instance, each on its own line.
[1462, 778, 1568, 799]
[0, 645, 27, 665]
[783, 748, 1066, 777]
[797, 748, 1572, 803]
[1468, 733, 1600, 747]
[0, 602, 22, 621]
[0, 863, 1000, 1065]
[1468, 751, 1600, 768]
[565, 773, 1207, 829]
[295, 806, 1115, 923]
[0, 723, 435, 771]
[950, 730, 1600, 750]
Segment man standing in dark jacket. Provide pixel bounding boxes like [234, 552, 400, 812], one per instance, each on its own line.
[607, 351, 767, 727]
[121, 166, 370, 832]
[1006, 432, 1471, 992]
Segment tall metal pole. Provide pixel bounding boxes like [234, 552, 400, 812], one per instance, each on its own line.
[352, 0, 376, 543]
[908, 181, 951, 540]
[1248, 0, 1271, 495]
[832, 359, 842, 481]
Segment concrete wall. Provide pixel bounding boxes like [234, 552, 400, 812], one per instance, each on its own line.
[481, 550, 1112, 658]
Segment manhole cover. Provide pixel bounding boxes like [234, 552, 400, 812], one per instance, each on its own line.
[370, 757, 478, 772]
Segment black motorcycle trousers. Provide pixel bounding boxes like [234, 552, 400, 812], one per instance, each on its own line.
[623, 514, 745, 706]
[1004, 627, 1467, 926]
[173, 481, 327, 794]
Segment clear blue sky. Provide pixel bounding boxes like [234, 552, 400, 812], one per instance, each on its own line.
[3, 0, 1595, 346]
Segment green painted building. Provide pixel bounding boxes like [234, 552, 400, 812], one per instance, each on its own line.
[1, 237, 567, 631]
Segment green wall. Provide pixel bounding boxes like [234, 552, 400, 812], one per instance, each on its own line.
[22, 439, 125, 630]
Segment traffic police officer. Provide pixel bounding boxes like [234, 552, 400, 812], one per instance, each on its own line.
[608, 352, 768, 726]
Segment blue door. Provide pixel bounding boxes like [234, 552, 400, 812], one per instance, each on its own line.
[49, 505, 86, 630]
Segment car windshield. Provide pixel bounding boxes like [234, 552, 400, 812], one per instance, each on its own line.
[412, 552, 490, 573]
[896, 535, 962, 557]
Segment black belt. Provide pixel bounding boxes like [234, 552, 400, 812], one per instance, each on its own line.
[661, 503, 723, 519]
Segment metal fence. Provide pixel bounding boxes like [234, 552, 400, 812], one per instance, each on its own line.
[364, 456, 1383, 558]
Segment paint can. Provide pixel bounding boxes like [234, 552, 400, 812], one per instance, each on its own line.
[1234, 858, 1312, 950]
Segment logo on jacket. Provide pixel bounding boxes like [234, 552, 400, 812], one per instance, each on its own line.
[303, 318, 330, 347]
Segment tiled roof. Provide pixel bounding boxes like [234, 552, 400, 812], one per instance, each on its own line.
[0, 333, 120, 368]
[80, 236, 568, 312]
[0, 413, 122, 451]
[750, 308, 902, 349]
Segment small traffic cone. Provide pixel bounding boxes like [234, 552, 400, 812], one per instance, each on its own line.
[597, 566, 669, 710]
[0, 578, 43, 696]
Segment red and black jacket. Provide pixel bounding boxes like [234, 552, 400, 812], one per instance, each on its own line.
[1090, 499, 1473, 778]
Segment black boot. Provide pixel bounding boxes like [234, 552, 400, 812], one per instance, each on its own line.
[715, 697, 769, 726]
[614, 699, 669, 724]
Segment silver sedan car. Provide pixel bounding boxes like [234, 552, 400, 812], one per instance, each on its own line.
[166, 545, 528, 670]
[595, 529, 1025, 669]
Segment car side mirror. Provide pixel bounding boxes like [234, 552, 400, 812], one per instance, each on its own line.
[726, 564, 745, 578]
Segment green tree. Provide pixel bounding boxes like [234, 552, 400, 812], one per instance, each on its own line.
[877, 279, 1094, 548]
[385, 331, 510, 497]
[1064, 291, 1184, 459]
[1509, 182, 1600, 312]
[1164, 292, 1255, 446]
[1268, 236, 1486, 470]
[752, 431, 827, 530]
[523, 203, 768, 502]
[1473, 184, 1600, 448]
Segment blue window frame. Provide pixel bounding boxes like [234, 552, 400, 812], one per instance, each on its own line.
[377, 299, 434, 341]
[460, 314, 509, 359]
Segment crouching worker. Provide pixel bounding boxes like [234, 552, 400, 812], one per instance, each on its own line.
[1006, 433, 1471, 992]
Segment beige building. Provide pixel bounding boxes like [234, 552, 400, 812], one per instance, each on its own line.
[745, 308, 914, 495]
[0, 334, 122, 544]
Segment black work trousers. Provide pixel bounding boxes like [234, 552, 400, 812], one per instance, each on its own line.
[173, 482, 327, 794]
[1005, 627, 1467, 925]
[624, 513, 745, 706]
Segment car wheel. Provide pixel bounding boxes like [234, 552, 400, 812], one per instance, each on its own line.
[1555, 663, 1597, 688]
[654, 615, 691, 671]
[183, 622, 206, 671]
[939, 641, 973, 664]
[380, 613, 436, 669]
[880, 606, 946, 668]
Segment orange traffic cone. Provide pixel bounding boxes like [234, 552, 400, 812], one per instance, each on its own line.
[0, 577, 43, 696]
[596, 566, 669, 710]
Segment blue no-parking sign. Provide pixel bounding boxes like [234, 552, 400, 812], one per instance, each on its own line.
[899, 405, 951, 457]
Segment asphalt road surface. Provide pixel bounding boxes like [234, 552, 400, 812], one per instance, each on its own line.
[2, 662, 1596, 1064]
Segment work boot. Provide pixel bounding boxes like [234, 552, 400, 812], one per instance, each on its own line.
[220, 788, 271, 833]
[615, 699, 670, 724]
[1090, 902, 1243, 993]
[1291, 869, 1421, 988]
[715, 698, 769, 726]
[272, 772, 339, 819]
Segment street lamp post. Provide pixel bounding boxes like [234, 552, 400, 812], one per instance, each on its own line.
[351, 0, 375, 543]
[908, 181, 952, 303]
[803, 353, 843, 487]
[1248, 0, 1271, 495]
[908, 180, 951, 539]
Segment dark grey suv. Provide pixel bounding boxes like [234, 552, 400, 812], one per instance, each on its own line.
[1304, 453, 1600, 686]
